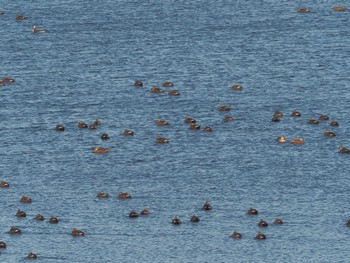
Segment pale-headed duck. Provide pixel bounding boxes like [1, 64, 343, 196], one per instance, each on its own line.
[20, 196, 32, 203]
[101, 133, 110, 140]
[34, 214, 45, 221]
[339, 145, 350, 154]
[162, 81, 174, 87]
[150, 86, 164, 93]
[231, 232, 242, 238]
[0, 181, 9, 188]
[333, 6, 346, 11]
[172, 216, 181, 225]
[274, 218, 283, 225]
[184, 117, 196, 124]
[168, 90, 180, 96]
[97, 192, 109, 198]
[156, 136, 169, 144]
[277, 136, 287, 143]
[190, 215, 200, 222]
[324, 131, 336, 137]
[55, 124, 65, 131]
[247, 207, 258, 215]
[16, 209, 26, 218]
[290, 138, 304, 145]
[49, 216, 59, 224]
[123, 129, 134, 136]
[231, 85, 242, 91]
[129, 210, 139, 218]
[255, 232, 266, 240]
[133, 80, 143, 87]
[27, 252, 37, 259]
[156, 119, 169, 126]
[9, 226, 21, 234]
[258, 219, 268, 227]
[141, 208, 150, 216]
[92, 147, 110, 154]
[72, 228, 85, 236]
[218, 105, 231, 111]
[118, 192, 132, 199]
[297, 8, 310, 13]
[308, 119, 319, 125]
[32, 24, 46, 33]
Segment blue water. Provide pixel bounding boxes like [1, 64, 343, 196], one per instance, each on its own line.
[1, 0, 350, 262]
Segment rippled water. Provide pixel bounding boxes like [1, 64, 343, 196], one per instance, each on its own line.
[1, 0, 350, 262]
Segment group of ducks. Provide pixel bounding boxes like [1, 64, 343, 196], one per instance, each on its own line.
[0, 76, 15, 87]
[0, 182, 84, 260]
[0, 10, 46, 33]
[297, 5, 347, 13]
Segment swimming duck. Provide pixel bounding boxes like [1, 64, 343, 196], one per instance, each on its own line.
[230, 232, 242, 238]
[141, 208, 150, 216]
[324, 131, 336, 137]
[319, 115, 329, 121]
[274, 218, 283, 224]
[184, 117, 196, 124]
[34, 214, 45, 221]
[203, 126, 213, 132]
[55, 124, 65, 131]
[347, 219, 350, 227]
[20, 196, 32, 203]
[308, 119, 319, 125]
[129, 210, 139, 218]
[27, 252, 37, 259]
[77, 121, 88, 128]
[258, 219, 268, 227]
[277, 136, 287, 143]
[49, 216, 59, 224]
[150, 86, 164, 93]
[0, 11, 4, 16]
[162, 81, 174, 87]
[290, 138, 304, 145]
[118, 192, 132, 199]
[223, 115, 234, 122]
[202, 201, 212, 211]
[9, 226, 21, 234]
[0, 241, 6, 249]
[123, 129, 134, 136]
[296, 8, 310, 13]
[0, 81, 5, 86]
[16, 14, 28, 21]
[330, 120, 339, 127]
[0, 181, 9, 188]
[72, 228, 85, 236]
[133, 80, 143, 87]
[97, 192, 109, 198]
[231, 85, 242, 91]
[189, 123, 200, 130]
[92, 147, 110, 154]
[156, 136, 169, 144]
[93, 119, 101, 126]
[333, 6, 346, 11]
[218, 105, 231, 111]
[16, 209, 26, 218]
[156, 119, 169, 126]
[89, 124, 97, 129]
[273, 111, 283, 118]
[2, 77, 15, 83]
[32, 24, 46, 33]
[100, 133, 110, 140]
[339, 145, 350, 154]
[272, 116, 280, 122]
[168, 90, 180, 96]
[255, 232, 266, 240]
[291, 110, 301, 117]
[190, 215, 200, 222]
[172, 216, 181, 225]
[247, 207, 258, 215]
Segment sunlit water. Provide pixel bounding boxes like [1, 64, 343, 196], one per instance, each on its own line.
[1, 0, 350, 262]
